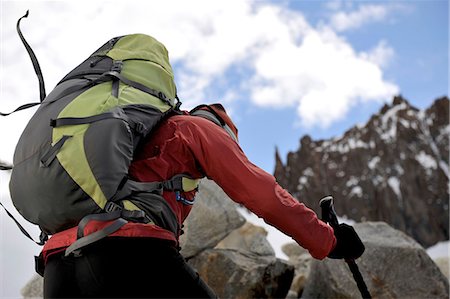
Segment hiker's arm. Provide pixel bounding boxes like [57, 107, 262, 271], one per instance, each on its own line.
[184, 118, 336, 259]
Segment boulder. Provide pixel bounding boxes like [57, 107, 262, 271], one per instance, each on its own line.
[282, 242, 313, 298]
[287, 253, 313, 298]
[216, 222, 275, 256]
[21, 274, 43, 298]
[282, 242, 308, 259]
[302, 222, 449, 299]
[179, 179, 246, 258]
[434, 257, 449, 280]
[188, 248, 294, 299]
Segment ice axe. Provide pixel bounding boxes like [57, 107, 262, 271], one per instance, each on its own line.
[320, 195, 372, 299]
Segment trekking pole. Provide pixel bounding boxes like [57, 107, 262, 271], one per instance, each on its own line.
[319, 196, 372, 299]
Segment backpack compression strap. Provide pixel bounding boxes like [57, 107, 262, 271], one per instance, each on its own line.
[64, 175, 200, 256]
[65, 211, 128, 257]
[1, 11, 43, 117]
[17, 11, 46, 102]
[0, 201, 48, 245]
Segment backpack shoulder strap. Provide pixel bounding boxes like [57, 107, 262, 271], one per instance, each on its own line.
[190, 106, 238, 142]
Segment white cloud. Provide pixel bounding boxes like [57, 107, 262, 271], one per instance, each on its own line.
[360, 40, 395, 68]
[328, 4, 390, 32]
[1, 0, 399, 133]
[250, 27, 398, 127]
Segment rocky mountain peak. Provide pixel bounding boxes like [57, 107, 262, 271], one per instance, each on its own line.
[274, 96, 449, 247]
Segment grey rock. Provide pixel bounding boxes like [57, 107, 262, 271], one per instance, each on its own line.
[434, 257, 449, 280]
[302, 222, 449, 299]
[21, 274, 43, 299]
[188, 248, 294, 299]
[288, 253, 313, 298]
[282, 242, 308, 259]
[179, 179, 246, 258]
[216, 222, 275, 256]
[282, 242, 313, 298]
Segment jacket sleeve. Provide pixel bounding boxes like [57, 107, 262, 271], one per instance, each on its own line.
[179, 117, 336, 259]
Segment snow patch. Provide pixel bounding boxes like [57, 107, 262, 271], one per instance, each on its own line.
[394, 164, 404, 176]
[416, 151, 438, 169]
[427, 241, 450, 259]
[349, 186, 363, 198]
[297, 167, 314, 190]
[416, 151, 437, 176]
[336, 171, 345, 178]
[387, 176, 402, 200]
[327, 137, 370, 153]
[368, 156, 380, 170]
[399, 118, 410, 129]
[381, 102, 407, 125]
[346, 176, 359, 187]
[378, 102, 408, 142]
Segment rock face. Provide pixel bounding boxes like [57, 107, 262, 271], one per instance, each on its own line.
[281, 243, 313, 298]
[216, 222, 275, 256]
[179, 179, 246, 258]
[302, 222, 449, 299]
[188, 249, 294, 299]
[21, 274, 43, 299]
[434, 257, 449, 279]
[274, 96, 449, 247]
[21, 220, 449, 299]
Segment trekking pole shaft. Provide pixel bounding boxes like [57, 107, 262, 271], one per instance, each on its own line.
[319, 196, 372, 299]
[346, 259, 372, 299]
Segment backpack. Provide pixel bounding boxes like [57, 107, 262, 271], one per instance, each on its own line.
[1, 12, 192, 252]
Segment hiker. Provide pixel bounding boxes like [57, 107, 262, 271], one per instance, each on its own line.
[2, 22, 364, 298]
[41, 102, 364, 298]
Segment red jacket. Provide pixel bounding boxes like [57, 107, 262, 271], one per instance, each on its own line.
[42, 113, 336, 260]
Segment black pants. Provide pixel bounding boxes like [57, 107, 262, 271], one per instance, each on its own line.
[43, 237, 217, 298]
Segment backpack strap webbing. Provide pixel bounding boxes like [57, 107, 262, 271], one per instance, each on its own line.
[0, 11, 43, 117]
[64, 200, 153, 257]
[0, 102, 41, 117]
[162, 174, 200, 193]
[17, 10, 46, 102]
[104, 70, 173, 106]
[190, 107, 238, 142]
[0, 201, 48, 245]
[65, 210, 128, 257]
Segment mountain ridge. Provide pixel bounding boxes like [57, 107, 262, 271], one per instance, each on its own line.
[274, 95, 449, 247]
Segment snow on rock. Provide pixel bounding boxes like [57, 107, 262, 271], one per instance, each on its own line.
[368, 156, 380, 170]
[273, 96, 449, 248]
[387, 176, 402, 200]
[416, 151, 438, 170]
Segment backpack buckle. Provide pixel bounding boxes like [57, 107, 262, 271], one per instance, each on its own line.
[134, 122, 147, 135]
[111, 61, 123, 73]
[105, 201, 122, 213]
[163, 176, 183, 191]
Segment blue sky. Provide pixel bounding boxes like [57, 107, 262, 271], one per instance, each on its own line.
[0, 0, 448, 297]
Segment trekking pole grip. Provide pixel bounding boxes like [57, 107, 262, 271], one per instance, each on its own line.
[319, 195, 339, 228]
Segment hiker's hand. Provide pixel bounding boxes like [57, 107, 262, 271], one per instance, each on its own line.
[328, 223, 365, 260]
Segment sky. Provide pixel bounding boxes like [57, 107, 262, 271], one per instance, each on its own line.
[0, 0, 448, 297]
